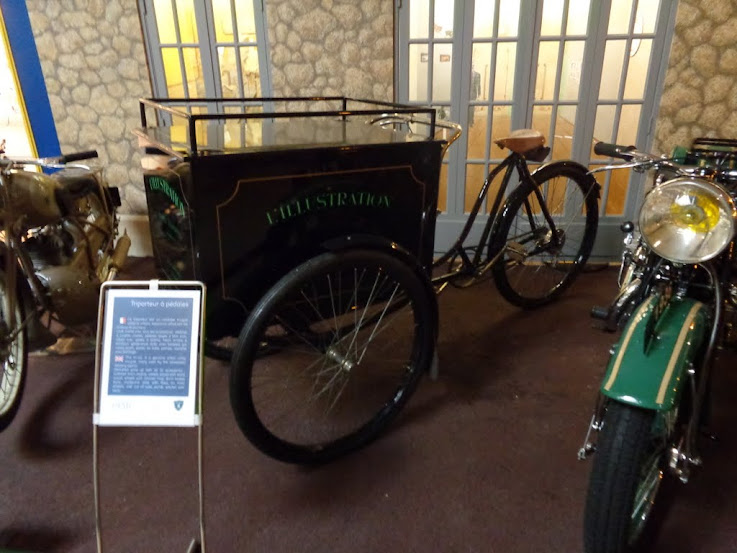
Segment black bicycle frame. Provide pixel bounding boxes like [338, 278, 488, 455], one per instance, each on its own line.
[431, 151, 556, 288]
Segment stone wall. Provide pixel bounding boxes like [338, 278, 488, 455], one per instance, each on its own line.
[27, 0, 393, 217]
[27, 0, 151, 214]
[654, 0, 737, 154]
[266, 0, 394, 101]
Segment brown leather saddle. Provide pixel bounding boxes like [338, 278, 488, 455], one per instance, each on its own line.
[494, 129, 549, 161]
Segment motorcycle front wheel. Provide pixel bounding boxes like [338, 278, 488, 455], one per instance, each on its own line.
[0, 269, 28, 432]
[584, 401, 675, 553]
[229, 249, 435, 464]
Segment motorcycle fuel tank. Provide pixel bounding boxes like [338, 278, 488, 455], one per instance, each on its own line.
[3, 171, 63, 228]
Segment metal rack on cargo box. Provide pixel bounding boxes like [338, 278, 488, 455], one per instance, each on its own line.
[136, 96, 452, 158]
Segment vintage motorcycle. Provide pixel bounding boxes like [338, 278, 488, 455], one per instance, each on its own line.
[577, 139, 737, 552]
[0, 147, 130, 431]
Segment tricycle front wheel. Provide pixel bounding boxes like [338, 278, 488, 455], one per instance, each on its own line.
[229, 249, 434, 464]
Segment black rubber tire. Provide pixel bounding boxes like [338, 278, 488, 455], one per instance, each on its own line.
[0, 269, 28, 432]
[584, 402, 672, 553]
[229, 249, 434, 464]
[489, 161, 598, 308]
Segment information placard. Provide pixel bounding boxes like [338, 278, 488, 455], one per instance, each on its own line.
[97, 287, 202, 427]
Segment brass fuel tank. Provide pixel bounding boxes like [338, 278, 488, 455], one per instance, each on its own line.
[3, 171, 63, 228]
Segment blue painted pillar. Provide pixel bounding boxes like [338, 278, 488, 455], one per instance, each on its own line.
[0, 0, 60, 157]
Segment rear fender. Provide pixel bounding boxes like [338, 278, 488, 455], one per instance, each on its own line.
[601, 295, 710, 411]
[532, 159, 600, 197]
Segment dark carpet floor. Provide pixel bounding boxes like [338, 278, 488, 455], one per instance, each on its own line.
[1, 259, 736, 552]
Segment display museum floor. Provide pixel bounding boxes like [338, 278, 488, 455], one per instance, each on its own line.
[1, 258, 736, 553]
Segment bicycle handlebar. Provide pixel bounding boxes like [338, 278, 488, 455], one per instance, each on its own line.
[57, 150, 98, 164]
[593, 142, 636, 159]
[590, 142, 726, 181]
[0, 149, 99, 170]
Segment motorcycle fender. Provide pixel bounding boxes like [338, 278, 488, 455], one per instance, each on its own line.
[601, 295, 710, 411]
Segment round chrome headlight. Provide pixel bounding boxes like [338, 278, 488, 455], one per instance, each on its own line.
[639, 177, 736, 263]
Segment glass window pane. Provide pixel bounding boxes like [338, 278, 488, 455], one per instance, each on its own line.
[235, 0, 257, 41]
[592, 104, 617, 155]
[490, 106, 512, 158]
[471, 43, 491, 101]
[465, 163, 487, 213]
[608, 0, 634, 34]
[598, 40, 626, 100]
[212, 0, 233, 43]
[485, 165, 510, 214]
[616, 104, 641, 145]
[434, 0, 454, 38]
[605, 170, 629, 215]
[499, 0, 520, 37]
[433, 104, 452, 121]
[432, 44, 453, 102]
[218, 46, 237, 97]
[559, 40, 584, 101]
[408, 44, 429, 102]
[224, 104, 244, 149]
[565, 0, 590, 35]
[532, 105, 553, 142]
[182, 47, 205, 96]
[176, 0, 198, 43]
[162, 47, 184, 97]
[635, 0, 660, 33]
[541, 0, 564, 36]
[623, 38, 651, 100]
[473, 0, 495, 38]
[467, 106, 488, 159]
[552, 105, 576, 160]
[410, 0, 429, 39]
[494, 43, 516, 101]
[536, 41, 558, 101]
[438, 163, 448, 212]
[240, 46, 261, 97]
[154, 0, 177, 43]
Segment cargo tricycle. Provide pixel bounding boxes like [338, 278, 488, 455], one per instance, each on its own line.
[136, 97, 598, 464]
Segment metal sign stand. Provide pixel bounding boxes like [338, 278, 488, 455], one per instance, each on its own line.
[91, 280, 207, 553]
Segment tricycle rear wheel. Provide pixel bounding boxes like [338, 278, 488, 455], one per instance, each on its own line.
[229, 249, 434, 464]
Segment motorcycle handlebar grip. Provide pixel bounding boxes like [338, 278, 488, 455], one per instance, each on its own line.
[59, 150, 99, 164]
[594, 142, 635, 158]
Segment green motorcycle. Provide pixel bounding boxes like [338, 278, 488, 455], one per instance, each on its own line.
[579, 139, 737, 552]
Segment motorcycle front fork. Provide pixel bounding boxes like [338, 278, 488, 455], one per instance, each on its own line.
[577, 382, 706, 484]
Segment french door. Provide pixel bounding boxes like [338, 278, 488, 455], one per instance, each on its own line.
[138, 0, 272, 104]
[396, 0, 678, 259]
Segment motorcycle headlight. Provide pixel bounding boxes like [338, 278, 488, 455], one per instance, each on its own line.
[639, 177, 736, 263]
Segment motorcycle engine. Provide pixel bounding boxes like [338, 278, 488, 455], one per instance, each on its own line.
[25, 226, 75, 269]
[30, 173, 115, 326]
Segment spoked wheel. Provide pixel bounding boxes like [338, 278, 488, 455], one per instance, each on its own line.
[584, 402, 676, 553]
[230, 249, 435, 464]
[489, 162, 598, 308]
[0, 269, 28, 432]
